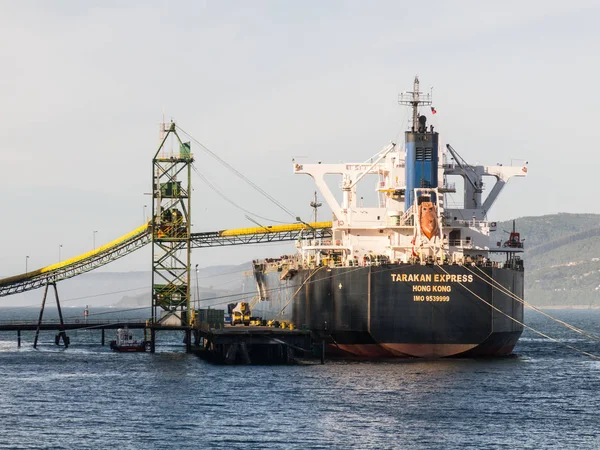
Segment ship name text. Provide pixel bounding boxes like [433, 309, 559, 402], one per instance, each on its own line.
[390, 273, 474, 283]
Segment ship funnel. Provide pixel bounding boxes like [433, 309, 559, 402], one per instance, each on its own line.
[404, 115, 439, 210]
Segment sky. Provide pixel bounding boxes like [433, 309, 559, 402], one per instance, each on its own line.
[1, 0, 600, 278]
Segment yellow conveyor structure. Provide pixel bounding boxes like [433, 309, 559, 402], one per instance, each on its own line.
[0, 224, 152, 297]
[0, 221, 332, 297]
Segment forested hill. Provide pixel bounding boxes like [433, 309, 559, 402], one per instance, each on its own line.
[492, 213, 600, 307]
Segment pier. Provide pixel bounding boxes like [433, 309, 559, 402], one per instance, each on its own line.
[0, 318, 322, 364]
[0, 318, 181, 349]
[191, 326, 315, 364]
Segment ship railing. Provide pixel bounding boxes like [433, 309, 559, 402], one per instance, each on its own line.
[439, 182, 456, 192]
[386, 216, 414, 227]
[450, 219, 489, 228]
[448, 239, 474, 249]
[386, 204, 416, 227]
[262, 259, 301, 273]
[317, 259, 385, 269]
[490, 240, 524, 249]
[297, 239, 347, 249]
[302, 258, 506, 269]
[399, 205, 416, 226]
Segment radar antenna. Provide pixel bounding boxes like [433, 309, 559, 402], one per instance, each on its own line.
[398, 76, 432, 131]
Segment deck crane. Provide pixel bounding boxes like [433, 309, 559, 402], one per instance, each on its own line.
[442, 144, 527, 221]
[446, 144, 483, 194]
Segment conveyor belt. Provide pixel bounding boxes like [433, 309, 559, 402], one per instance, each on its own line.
[0, 224, 152, 297]
[0, 221, 333, 297]
[190, 221, 333, 247]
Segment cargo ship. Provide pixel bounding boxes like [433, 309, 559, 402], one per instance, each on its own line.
[249, 77, 528, 358]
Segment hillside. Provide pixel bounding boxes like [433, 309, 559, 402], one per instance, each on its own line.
[492, 213, 600, 307]
[1, 263, 250, 310]
[111, 262, 249, 309]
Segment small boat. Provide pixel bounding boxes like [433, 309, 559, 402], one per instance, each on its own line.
[109, 327, 148, 352]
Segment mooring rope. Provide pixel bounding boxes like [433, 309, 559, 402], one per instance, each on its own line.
[177, 125, 297, 220]
[434, 264, 600, 361]
[465, 264, 600, 342]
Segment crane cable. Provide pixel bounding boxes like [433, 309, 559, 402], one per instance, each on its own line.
[176, 125, 297, 219]
[465, 264, 600, 342]
[434, 264, 600, 361]
[190, 163, 290, 224]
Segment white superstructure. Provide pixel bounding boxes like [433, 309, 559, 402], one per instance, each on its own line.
[292, 77, 528, 267]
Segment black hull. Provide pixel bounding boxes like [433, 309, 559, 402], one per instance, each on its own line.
[253, 264, 524, 358]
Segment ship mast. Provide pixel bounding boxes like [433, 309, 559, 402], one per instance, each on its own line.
[398, 76, 432, 131]
[310, 191, 322, 223]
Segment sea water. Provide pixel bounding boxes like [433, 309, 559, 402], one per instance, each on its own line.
[0, 308, 598, 449]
